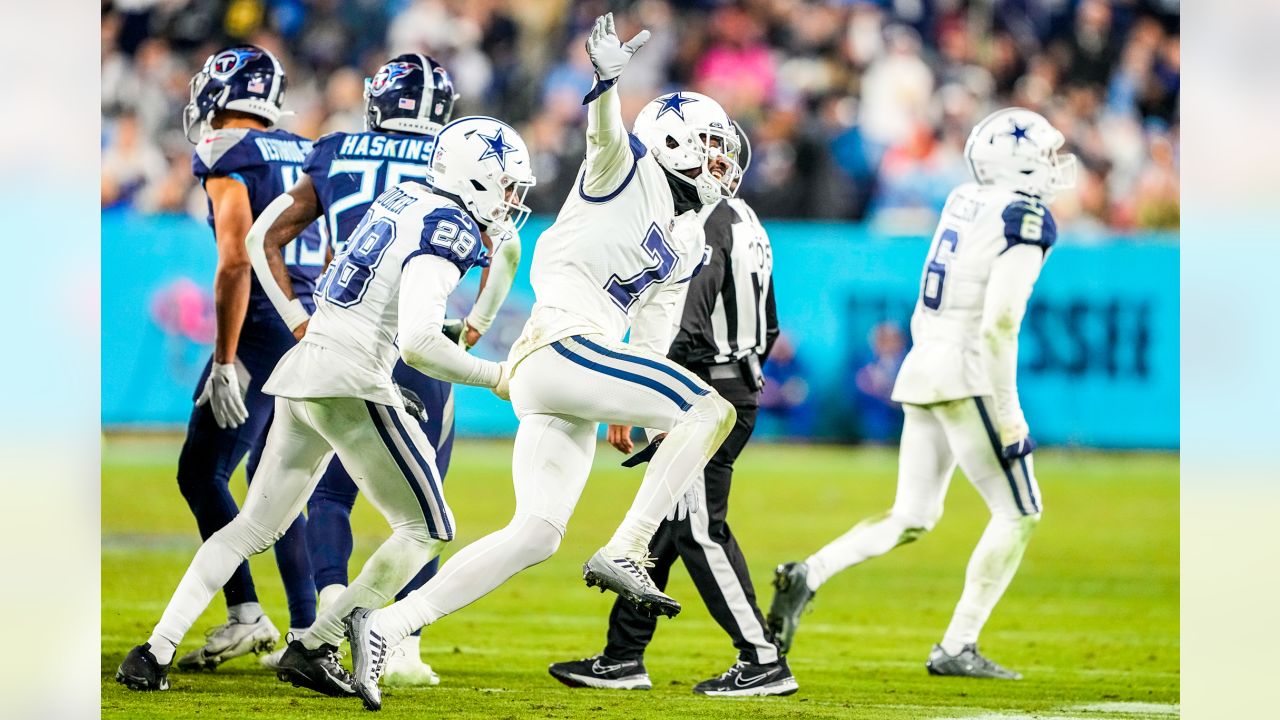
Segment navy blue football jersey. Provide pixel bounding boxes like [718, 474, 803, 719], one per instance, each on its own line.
[192, 127, 325, 317]
[303, 130, 438, 251]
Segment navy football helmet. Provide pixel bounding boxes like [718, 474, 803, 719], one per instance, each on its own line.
[365, 54, 458, 136]
[183, 44, 288, 142]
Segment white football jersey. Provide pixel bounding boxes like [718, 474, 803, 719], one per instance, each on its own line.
[264, 182, 486, 406]
[508, 136, 705, 363]
[891, 182, 1057, 405]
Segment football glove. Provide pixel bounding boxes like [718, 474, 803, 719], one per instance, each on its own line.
[620, 435, 662, 468]
[1001, 436, 1037, 460]
[666, 485, 701, 522]
[196, 361, 249, 430]
[585, 12, 649, 82]
[491, 361, 512, 401]
[396, 384, 427, 422]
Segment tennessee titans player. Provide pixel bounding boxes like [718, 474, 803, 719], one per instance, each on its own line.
[243, 54, 522, 684]
[165, 45, 322, 674]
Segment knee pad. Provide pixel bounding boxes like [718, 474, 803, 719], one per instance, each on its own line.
[214, 514, 280, 557]
[390, 518, 435, 548]
[886, 507, 940, 542]
[684, 393, 737, 440]
[510, 513, 563, 566]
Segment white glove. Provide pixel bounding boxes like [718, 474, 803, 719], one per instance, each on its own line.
[585, 12, 650, 82]
[196, 361, 249, 429]
[666, 483, 701, 523]
[491, 361, 512, 401]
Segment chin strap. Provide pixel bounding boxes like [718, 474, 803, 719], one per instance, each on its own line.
[663, 168, 703, 215]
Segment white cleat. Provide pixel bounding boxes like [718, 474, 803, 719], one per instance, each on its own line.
[177, 615, 281, 671]
[382, 634, 440, 686]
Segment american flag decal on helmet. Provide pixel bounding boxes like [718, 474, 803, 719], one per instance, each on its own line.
[247, 77, 265, 94]
[399, 98, 416, 110]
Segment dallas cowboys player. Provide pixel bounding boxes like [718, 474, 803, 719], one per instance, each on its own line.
[341, 15, 744, 711]
[768, 108, 1076, 680]
[114, 115, 535, 695]
[243, 54, 519, 685]
[169, 44, 322, 672]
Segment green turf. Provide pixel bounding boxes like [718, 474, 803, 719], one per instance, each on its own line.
[101, 435, 1178, 719]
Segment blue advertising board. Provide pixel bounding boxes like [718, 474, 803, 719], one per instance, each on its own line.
[102, 210, 1178, 448]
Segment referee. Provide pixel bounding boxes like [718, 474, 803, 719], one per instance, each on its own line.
[549, 126, 796, 697]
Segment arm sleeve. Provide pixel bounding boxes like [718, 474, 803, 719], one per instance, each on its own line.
[581, 84, 635, 197]
[466, 231, 520, 334]
[762, 274, 779, 362]
[398, 255, 503, 388]
[245, 194, 310, 329]
[979, 243, 1045, 445]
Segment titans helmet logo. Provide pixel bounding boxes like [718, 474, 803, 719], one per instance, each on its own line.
[210, 48, 262, 79]
[369, 62, 417, 97]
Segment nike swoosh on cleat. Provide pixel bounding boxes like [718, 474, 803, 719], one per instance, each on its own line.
[734, 672, 773, 687]
[591, 660, 630, 674]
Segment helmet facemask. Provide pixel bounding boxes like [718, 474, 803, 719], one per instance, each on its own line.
[664, 125, 742, 205]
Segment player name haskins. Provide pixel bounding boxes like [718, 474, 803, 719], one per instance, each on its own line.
[338, 134, 436, 162]
[252, 136, 312, 163]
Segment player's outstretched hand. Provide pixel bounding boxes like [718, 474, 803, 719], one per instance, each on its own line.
[196, 361, 249, 429]
[585, 12, 650, 82]
[492, 361, 512, 401]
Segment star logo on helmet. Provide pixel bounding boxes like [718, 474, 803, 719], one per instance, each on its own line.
[1007, 122, 1030, 143]
[655, 92, 696, 121]
[477, 127, 515, 170]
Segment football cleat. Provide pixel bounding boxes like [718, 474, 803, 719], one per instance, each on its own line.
[115, 643, 171, 691]
[176, 614, 280, 671]
[345, 607, 390, 711]
[582, 550, 680, 618]
[382, 637, 440, 687]
[548, 654, 652, 690]
[926, 643, 1023, 680]
[692, 657, 799, 697]
[274, 639, 357, 697]
[766, 562, 816, 654]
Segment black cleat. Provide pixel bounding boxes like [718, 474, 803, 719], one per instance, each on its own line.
[582, 550, 681, 618]
[766, 562, 816, 654]
[116, 643, 171, 691]
[548, 654, 652, 690]
[692, 656, 799, 697]
[345, 607, 390, 711]
[274, 639, 357, 697]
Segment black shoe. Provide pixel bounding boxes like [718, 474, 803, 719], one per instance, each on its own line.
[692, 657, 799, 697]
[548, 654, 652, 690]
[767, 562, 816, 655]
[275, 639, 357, 698]
[115, 643, 171, 691]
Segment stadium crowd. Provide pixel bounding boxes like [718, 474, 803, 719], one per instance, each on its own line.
[102, 0, 1179, 233]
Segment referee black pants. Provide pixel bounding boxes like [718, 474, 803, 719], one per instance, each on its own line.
[603, 371, 781, 666]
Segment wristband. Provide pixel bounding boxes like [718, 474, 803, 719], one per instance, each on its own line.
[282, 298, 310, 332]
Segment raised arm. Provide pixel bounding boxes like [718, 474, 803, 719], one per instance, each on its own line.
[580, 13, 650, 197]
[245, 175, 323, 339]
[979, 243, 1043, 453]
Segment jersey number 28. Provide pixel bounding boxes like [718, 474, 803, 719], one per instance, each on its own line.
[316, 215, 397, 307]
[922, 228, 959, 311]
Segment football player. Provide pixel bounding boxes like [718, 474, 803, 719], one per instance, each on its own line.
[243, 54, 520, 685]
[114, 116, 535, 695]
[168, 44, 322, 671]
[341, 14, 743, 711]
[768, 107, 1076, 680]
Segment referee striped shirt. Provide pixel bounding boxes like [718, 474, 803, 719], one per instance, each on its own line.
[668, 198, 778, 367]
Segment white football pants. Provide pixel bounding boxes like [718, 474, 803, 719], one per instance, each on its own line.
[371, 334, 735, 642]
[805, 397, 1042, 649]
[148, 396, 452, 660]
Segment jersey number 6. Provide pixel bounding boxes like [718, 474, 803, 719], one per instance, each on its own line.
[922, 228, 959, 311]
[604, 222, 678, 312]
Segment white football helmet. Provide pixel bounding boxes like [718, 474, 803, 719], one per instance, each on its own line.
[964, 107, 1078, 199]
[633, 91, 741, 206]
[425, 116, 536, 232]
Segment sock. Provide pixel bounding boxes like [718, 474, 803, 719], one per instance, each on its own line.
[303, 535, 444, 650]
[228, 601, 264, 625]
[395, 633, 421, 662]
[286, 627, 309, 643]
[376, 514, 561, 643]
[317, 584, 347, 615]
[604, 398, 731, 558]
[940, 515, 1038, 652]
[805, 511, 927, 591]
[147, 638, 177, 666]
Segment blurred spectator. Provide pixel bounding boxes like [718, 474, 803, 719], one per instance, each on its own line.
[760, 334, 817, 439]
[100, 0, 1178, 232]
[102, 111, 168, 210]
[851, 322, 907, 444]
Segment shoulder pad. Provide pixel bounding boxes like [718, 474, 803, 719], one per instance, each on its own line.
[1001, 198, 1057, 252]
[303, 132, 346, 177]
[192, 128, 254, 178]
[410, 205, 484, 274]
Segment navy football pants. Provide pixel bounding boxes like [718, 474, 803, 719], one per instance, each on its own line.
[306, 361, 454, 635]
[176, 315, 316, 629]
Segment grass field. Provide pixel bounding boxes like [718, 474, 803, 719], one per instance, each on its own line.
[101, 435, 1178, 719]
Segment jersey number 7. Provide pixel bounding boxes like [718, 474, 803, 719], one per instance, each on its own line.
[604, 222, 678, 312]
